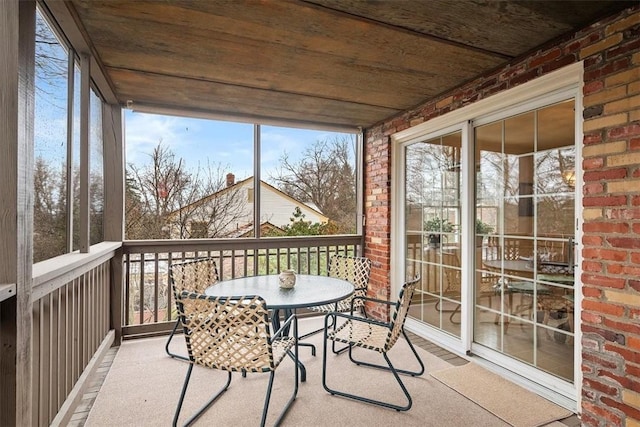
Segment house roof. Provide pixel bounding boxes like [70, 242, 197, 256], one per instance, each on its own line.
[168, 176, 328, 222]
[52, 0, 635, 131]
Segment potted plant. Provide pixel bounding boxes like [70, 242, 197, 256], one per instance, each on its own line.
[476, 218, 494, 246]
[424, 217, 455, 249]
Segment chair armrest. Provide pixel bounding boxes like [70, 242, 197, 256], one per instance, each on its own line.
[272, 313, 297, 341]
[325, 310, 391, 329]
[349, 295, 393, 313]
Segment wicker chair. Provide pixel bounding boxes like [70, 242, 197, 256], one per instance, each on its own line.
[300, 255, 371, 348]
[172, 292, 298, 427]
[321, 276, 424, 411]
[166, 257, 219, 360]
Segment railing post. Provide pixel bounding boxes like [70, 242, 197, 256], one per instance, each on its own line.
[110, 248, 123, 345]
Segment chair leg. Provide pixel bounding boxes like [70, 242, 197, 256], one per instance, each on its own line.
[262, 347, 299, 427]
[346, 330, 424, 377]
[173, 366, 232, 427]
[166, 320, 188, 361]
[322, 329, 413, 411]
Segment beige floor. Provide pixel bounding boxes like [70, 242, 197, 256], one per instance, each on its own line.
[71, 316, 580, 426]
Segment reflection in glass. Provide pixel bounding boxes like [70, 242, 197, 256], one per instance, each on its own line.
[405, 131, 462, 337]
[90, 89, 104, 244]
[34, 9, 69, 262]
[474, 100, 575, 383]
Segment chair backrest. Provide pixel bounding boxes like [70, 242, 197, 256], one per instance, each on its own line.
[384, 275, 420, 351]
[328, 255, 372, 306]
[176, 292, 278, 372]
[169, 257, 219, 300]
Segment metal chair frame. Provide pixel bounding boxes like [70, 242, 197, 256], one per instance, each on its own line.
[321, 276, 424, 411]
[172, 291, 299, 427]
[300, 254, 371, 354]
[166, 257, 219, 360]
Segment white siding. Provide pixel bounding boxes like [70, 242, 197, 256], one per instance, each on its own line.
[259, 183, 326, 228]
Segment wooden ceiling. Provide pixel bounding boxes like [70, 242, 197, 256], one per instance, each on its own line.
[60, 0, 634, 131]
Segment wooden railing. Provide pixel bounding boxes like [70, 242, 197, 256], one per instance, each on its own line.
[121, 235, 363, 337]
[31, 242, 120, 426]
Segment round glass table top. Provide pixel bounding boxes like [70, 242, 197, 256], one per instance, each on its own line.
[204, 274, 354, 310]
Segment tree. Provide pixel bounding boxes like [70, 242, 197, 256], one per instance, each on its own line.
[125, 141, 247, 239]
[126, 142, 193, 239]
[263, 207, 339, 237]
[270, 136, 357, 234]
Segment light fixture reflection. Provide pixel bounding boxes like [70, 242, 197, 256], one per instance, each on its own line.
[562, 169, 576, 188]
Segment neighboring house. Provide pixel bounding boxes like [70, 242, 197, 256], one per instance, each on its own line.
[166, 173, 329, 238]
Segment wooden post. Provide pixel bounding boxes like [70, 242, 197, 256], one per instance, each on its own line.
[0, 1, 35, 425]
[103, 103, 124, 344]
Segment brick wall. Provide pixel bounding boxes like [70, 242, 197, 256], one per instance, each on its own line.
[363, 6, 639, 425]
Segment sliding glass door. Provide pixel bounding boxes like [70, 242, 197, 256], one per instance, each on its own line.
[473, 100, 576, 382]
[401, 98, 577, 388]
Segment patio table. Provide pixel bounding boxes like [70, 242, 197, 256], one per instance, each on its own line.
[205, 274, 354, 382]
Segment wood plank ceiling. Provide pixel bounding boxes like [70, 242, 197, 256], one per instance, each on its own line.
[63, 0, 634, 131]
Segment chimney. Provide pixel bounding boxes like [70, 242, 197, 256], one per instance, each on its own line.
[226, 173, 235, 187]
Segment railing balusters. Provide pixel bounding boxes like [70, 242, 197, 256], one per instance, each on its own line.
[31, 257, 113, 426]
[120, 236, 363, 336]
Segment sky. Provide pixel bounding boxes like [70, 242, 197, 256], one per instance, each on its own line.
[124, 110, 353, 183]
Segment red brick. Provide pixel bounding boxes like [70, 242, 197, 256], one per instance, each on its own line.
[626, 364, 640, 378]
[607, 237, 640, 249]
[632, 253, 640, 263]
[583, 351, 622, 369]
[509, 68, 540, 87]
[584, 378, 620, 396]
[598, 369, 640, 393]
[582, 273, 626, 289]
[583, 235, 604, 246]
[634, 195, 640, 206]
[583, 182, 605, 194]
[584, 325, 626, 345]
[582, 401, 623, 426]
[607, 37, 640, 60]
[582, 311, 604, 324]
[583, 157, 605, 170]
[629, 336, 640, 351]
[622, 265, 640, 276]
[584, 132, 604, 145]
[500, 64, 528, 80]
[584, 53, 604, 69]
[578, 412, 598, 427]
[601, 396, 640, 422]
[584, 260, 603, 272]
[606, 208, 640, 220]
[530, 48, 562, 68]
[583, 286, 603, 298]
[608, 123, 640, 139]
[607, 263, 624, 274]
[541, 54, 577, 73]
[582, 248, 628, 262]
[604, 318, 640, 335]
[584, 80, 605, 95]
[583, 221, 629, 233]
[584, 195, 628, 206]
[585, 57, 631, 81]
[584, 168, 627, 181]
[631, 137, 640, 151]
[583, 299, 626, 315]
[604, 344, 640, 365]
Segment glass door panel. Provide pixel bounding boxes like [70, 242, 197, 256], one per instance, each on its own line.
[406, 131, 462, 338]
[474, 100, 576, 383]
